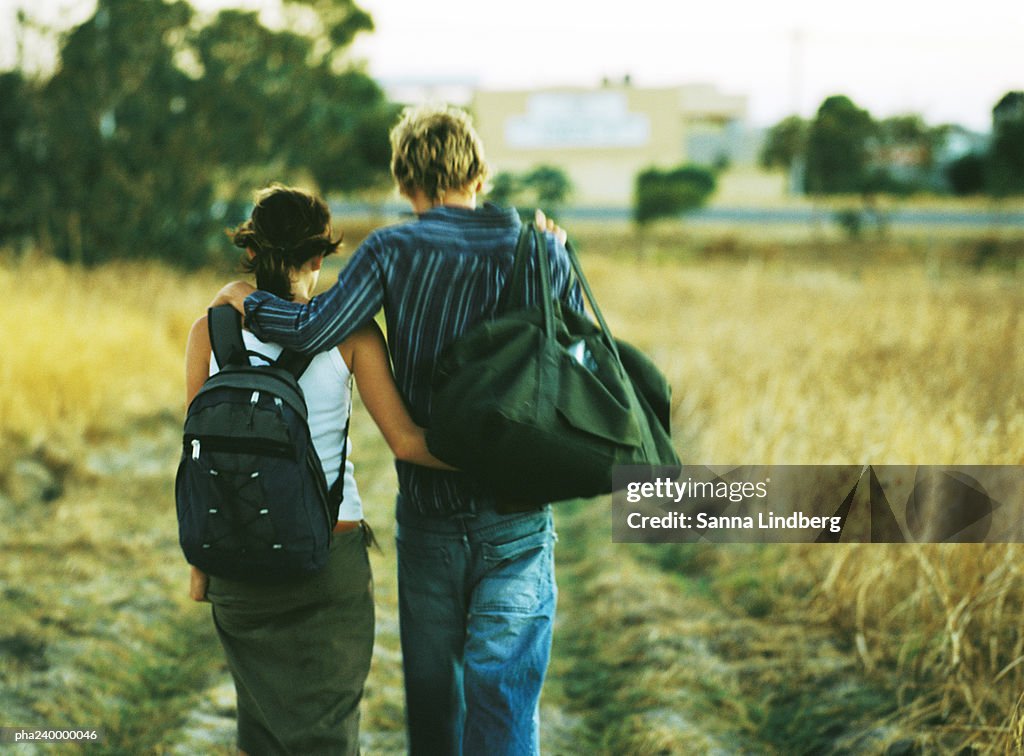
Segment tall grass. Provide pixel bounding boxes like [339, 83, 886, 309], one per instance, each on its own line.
[573, 251, 1024, 465]
[569, 230, 1024, 751]
[0, 256, 222, 448]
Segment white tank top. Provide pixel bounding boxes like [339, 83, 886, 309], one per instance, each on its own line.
[209, 330, 363, 521]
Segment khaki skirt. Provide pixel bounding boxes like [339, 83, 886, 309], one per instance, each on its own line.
[206, 526, 374, 755]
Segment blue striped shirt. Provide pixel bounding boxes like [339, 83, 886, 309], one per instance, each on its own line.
[244, 203, 584, 515]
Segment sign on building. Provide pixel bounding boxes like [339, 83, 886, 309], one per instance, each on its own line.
[505, 92, 651, 149]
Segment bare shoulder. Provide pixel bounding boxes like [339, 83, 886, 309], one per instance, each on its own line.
[185, 314, 213, 404]
[337, 321, 386, 370]
[350, 320, 385, 343]
[188, 314, 210, 350]
[341, 321, 385, 350]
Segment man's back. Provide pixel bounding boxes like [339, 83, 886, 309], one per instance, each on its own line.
[363, 204, 581, 514]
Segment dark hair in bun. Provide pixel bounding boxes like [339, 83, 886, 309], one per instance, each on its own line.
[230, 184, 342, 300]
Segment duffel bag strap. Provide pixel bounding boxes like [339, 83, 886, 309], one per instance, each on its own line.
[496, 224, 536, 314]
[564, 240, 622, 362]
[326, 390, 353, 513]
[497, 224, 556, 340]
[498, 223, 622, 361]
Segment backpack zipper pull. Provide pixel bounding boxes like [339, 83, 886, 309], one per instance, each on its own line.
[248, 391, 260, 428]
[191, 439, 201, 460]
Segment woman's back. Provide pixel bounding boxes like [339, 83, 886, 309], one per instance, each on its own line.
[209, 329, 362, 522]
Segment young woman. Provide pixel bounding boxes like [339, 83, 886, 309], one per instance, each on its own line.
[184, 184, 451, 755]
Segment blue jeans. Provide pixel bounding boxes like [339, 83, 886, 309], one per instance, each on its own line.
[396, 501, 557, 756]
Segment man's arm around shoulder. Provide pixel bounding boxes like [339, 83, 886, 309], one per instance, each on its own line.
[210, 240, 386, 355]
[210, 281, 255, 315]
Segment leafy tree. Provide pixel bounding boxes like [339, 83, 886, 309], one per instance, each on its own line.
[946, 153, 987, 196]
[804, 95, 877, 194]
[188, 9, 394, 195]
[633, 164, 716, 225]
[0, 70, 45, 245]
[0, 0, 389, 266]
[763, 93, 1024, 199]
[868, 115, 950, 194]
[484, 165, 573, 216]
[759, 115, 808, 171]
[486, 172, 520, 208]
[988, 91, 1024, 196]
[522, 165, 573, 213]
[36, 0, 205, 264]
[876, 114, 927, 143]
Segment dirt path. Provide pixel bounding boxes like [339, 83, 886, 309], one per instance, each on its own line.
[546, 502, 906, 755]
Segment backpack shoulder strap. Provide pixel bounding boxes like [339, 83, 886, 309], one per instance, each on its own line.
[209, 304, 315, 378]
[208, 305, 247, 368]
[273, 349, 315, 381]
[326, 386, 353, 512]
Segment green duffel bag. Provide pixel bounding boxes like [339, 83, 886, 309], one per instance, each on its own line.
[426, 224, 680, 510]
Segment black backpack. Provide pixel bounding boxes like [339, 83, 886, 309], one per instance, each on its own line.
[175, 306, 348, 582]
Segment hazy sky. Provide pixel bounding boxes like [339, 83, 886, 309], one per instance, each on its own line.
[349, 0, 1022, 130]
[2, 0, 1021, 130]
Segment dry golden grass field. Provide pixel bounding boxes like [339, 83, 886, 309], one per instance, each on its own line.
[1, 223, 1023, 753]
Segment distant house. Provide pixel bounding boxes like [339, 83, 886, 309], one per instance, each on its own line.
[471, 80, 757, 207]
[378, 77, 477, 109]
[935, 126, 989, 164]
[863, 124, 989, 194]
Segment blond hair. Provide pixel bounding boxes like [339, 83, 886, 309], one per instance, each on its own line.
[389, 105, 489, 202]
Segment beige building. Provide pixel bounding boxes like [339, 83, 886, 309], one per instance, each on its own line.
[472, 81, 752, 207]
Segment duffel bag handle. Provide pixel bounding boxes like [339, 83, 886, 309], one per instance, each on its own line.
[501, 224, 621, 361]
[500, 224, 556, 340]
[563, 239, 621, 363]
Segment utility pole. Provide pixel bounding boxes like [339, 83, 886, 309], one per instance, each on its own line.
[790, 27, 804, 117]
[788, 28, 807, 196]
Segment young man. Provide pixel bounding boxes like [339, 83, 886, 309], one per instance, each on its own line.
[214, 105, 582, 755]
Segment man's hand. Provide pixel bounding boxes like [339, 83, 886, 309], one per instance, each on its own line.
[210, 281, 255, 315]
[189, 566, 210, 602]
[535, 209, 568, 246]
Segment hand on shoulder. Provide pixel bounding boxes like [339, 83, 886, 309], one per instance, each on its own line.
[535, 209, 567, 246]
[209, 281, 256, 314]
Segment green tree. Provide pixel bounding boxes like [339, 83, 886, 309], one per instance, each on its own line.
[804, 95, 877, 194]
[633, 164, 716, 225]
[36, 0, 206, 264]
[0, 70, 45, 245]
[946, 153, 987, 196]
[865, 115, 949, 195]
[486, 172, 520, 208]
[189, 8, 393, 195]
[759, 115, 808, 171]
[2, 0, 389, 266]
[485, 165, 573, 217]
[988, 91, 1024, 196]
[522, 165, 573, 214]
